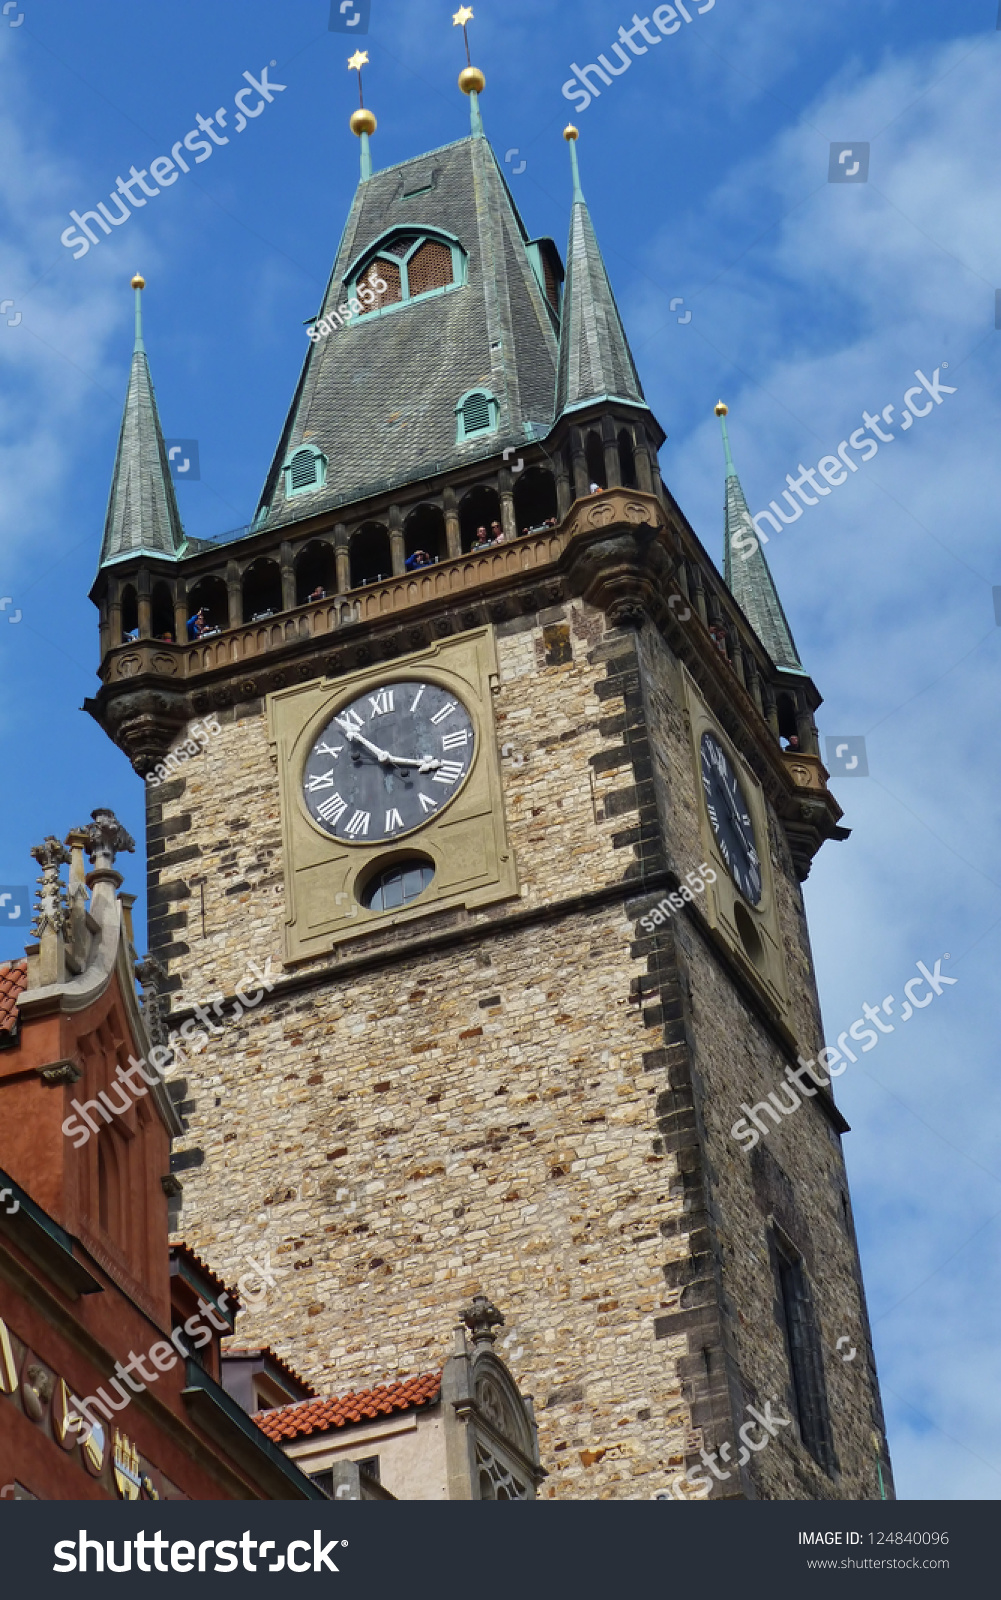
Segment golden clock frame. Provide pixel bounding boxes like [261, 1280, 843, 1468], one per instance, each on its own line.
[268, 626, 519, 963]
[683, 669, 791, 1018]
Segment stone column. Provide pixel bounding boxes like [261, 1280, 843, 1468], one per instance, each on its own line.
[555, 448, 573, 519]
[334, 524, 351, 592]
[389, 505, 405, 577]
[137, 569, 152, 639]
[691, 567, 708, 627]
[498, 469, 517, 540]
[280, 540, 296, 611]
[763, 685, 780, 740]
[796, 694, 819, 756]
[226, 560, 242, 628]
[602, 417, 621, 489]
[634, 429, 655, 494]
[443, 488, 462, 559]
[174, 580, 188, 645]
[108, 583, 122, 648]
[570, 427, 589, 502]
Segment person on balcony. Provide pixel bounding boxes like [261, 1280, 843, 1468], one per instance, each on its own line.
[404, 550, 432, 571]
[471, 527, 491, 551]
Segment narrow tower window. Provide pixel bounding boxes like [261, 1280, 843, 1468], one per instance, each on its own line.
[774, 1234, 837, 1474]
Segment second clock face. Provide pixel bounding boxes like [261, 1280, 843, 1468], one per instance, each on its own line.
[302, 680, 476, 844]
[700, 731, 763, 906]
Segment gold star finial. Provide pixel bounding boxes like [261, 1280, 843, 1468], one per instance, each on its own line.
[453, 6, 474, 25]
[347, 49, 368, 72]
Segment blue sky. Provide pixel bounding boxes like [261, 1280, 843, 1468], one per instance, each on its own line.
[1, 0, 999, 1500]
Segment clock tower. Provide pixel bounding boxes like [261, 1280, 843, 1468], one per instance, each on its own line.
[85, 63, 892, 1501]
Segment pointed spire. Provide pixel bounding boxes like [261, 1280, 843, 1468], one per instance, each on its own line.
[717, 403, 804, 673]
[348, 51, 375, 181]
[98, 275, 185, 570]
[556, 127, 645, 416]
[454, 7, 485, 136]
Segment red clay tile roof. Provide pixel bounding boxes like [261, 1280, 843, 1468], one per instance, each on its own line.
[222, 1343, 317, 1400]
[0, 960, 27, 1037]
[254, 1371, 442, 1442]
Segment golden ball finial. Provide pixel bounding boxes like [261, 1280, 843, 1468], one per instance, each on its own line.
[563, 124, 579, 142]
[715, 400, 728, 417]
[458, 65, 485, 94]
[350, 107, 377, 136]
[131, 272, 145, 290]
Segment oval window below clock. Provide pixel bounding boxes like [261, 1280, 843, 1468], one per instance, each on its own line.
[362, 856, 435, 912]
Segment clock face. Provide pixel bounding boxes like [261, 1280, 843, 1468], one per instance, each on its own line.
[700, 731, 763, 906]
[302, 680, 475, 844]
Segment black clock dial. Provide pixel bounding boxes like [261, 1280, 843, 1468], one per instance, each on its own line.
[302, 680, 475, 844]
[700, 731, 762, 906]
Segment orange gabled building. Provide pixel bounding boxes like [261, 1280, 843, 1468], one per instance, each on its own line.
[0, 810, 322, 1501]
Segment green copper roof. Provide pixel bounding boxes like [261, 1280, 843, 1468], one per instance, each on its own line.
[98, 285, 185, 570]
[720, 410, 804, 674]
[556, 141, 645, 417]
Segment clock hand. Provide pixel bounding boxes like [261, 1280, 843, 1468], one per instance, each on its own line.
[381, 754, 442, 772]
[342, 727, 392, 764]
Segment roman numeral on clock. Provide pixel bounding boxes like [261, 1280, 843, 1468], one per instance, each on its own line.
[344, 809, 370, 837]
[316, 742, 343, 760]
[430, 701, 457, 725]
[432, 761, 465, 786]
[440, 729, 469, 751]
[385, 807, 404, 833]
[418, 793, 438, 813]
[306, 770, 335, 792]
[336, 709, 364, 735]
[368, 689, 394, 717]
[317, 792, 348, 825]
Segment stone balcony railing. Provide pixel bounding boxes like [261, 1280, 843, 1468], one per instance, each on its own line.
[99, 490, 664, 687]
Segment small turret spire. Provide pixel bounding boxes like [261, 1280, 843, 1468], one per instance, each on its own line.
[98, 275, 185, 570]
[454, 7, 485, 136]
[348, 51, 375, 181]
[717, 403, 804, 673]
[556, 125, 645, 417]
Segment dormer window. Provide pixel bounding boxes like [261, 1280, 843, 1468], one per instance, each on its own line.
[346, 230, 466, 319]
[283, 444, 327, 499]
[456, 388, 498, 443]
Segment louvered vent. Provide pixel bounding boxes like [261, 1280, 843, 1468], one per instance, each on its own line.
[290, 450, 318, 490]
[461, 393, 493, 435]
